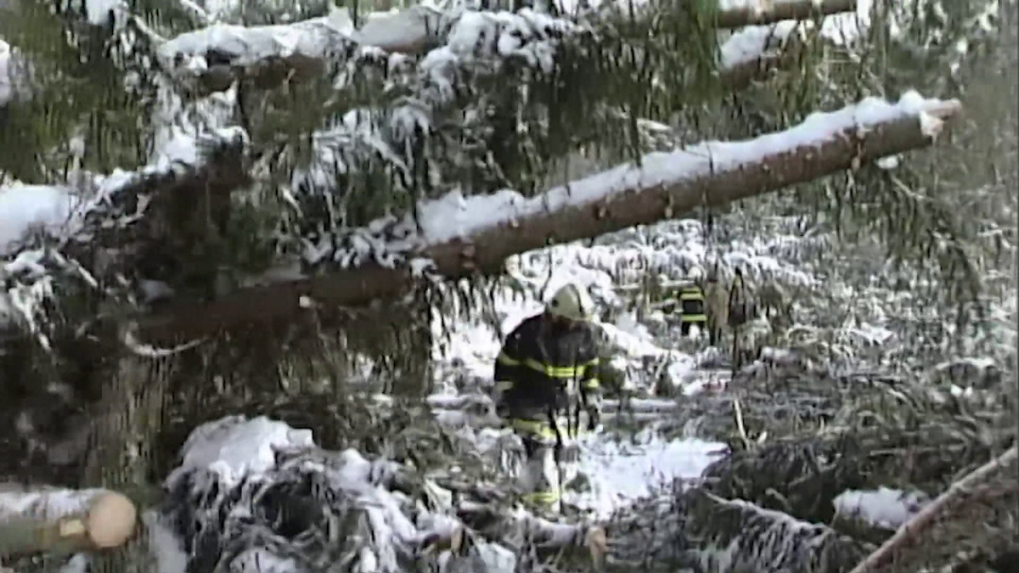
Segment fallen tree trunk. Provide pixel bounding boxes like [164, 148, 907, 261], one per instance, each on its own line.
[140, 94, 961, 341]
[158, 0, 856, 96]
[848, 445, 1019, 573]
[0, 487, 137, 557]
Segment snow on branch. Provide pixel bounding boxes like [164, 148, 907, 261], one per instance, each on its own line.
[139, 91, 961, 340]
[155, 0, 859, 96]
[158, 415, 602, 573]
[0, 127, 250, 340]
[157, 5, 449, 95]
[681, 489, 868, 572]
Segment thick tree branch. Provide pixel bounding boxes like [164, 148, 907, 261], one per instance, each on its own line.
[139, 95, 962, 341]
[714, 0, 857, 29]
[0, 488, 137, 556]
[848, 445, 1019, 573]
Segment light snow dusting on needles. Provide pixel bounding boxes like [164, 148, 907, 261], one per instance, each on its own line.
[159, 415, 524, 573]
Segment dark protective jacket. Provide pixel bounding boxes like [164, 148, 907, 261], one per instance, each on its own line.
[493, 314, 602, 427]
[728, 272, 753, 328]
[678, 285, 707, 325]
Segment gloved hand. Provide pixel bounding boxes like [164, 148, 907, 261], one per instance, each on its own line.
[586, 407, 601, 432]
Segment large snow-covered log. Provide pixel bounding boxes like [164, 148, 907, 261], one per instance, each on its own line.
[141, 92, 961, 340]
[0, 486, 137, 556]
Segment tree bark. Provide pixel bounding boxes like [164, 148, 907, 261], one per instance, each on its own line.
[81, 347, 177, 573]
[848, 445, 1019, 573]
[140, 98, 961, 341]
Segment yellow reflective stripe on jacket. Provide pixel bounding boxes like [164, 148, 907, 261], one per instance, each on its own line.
[582, 378, 600, 389]
[494, 381, 514, 392]
[497, 351, 521, 366]
[523, 490, 560, 505]
[679, 288, 704, 301]
[681, 314, 708, 323]
[519, 357, 598, 380]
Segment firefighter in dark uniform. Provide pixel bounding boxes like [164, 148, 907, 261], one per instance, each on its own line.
[678, 283, 708, 337]
[493, 283, 603, 513]
[728, 267, 754, 370]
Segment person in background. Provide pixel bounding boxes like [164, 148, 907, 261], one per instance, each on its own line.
[678, 283, 708, 338]
[492, 283, 603, 514]
[727, 267, 755, 371]
[704, 269, 728, 347]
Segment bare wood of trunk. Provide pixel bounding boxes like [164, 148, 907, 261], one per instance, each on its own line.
[848, 445, 1019, 573]
[140, 100, 961, 341]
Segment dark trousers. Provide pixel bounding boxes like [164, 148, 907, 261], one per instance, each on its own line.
[681, 319, 707, 337]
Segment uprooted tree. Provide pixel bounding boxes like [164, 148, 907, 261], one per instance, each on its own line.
[0, 0, 1014, 569]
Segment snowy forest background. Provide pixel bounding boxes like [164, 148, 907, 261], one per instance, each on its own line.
[0, 0, 1016, 572]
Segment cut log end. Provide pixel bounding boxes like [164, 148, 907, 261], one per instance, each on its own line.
[926, 98, 964, 119]
[86, 492, 138, 549]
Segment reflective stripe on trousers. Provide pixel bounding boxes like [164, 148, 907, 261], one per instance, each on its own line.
[509, 417, 588, 441]
[509, 418, 585, 513]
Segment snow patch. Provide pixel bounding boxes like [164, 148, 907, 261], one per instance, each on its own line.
[569, 430, 725, 518]
[168, 415, 315, 487]
[0, 185, 80, 255]
[145, 511, 188, 573]
[0, 486, 105, 519]
[0, 39, 14, 106]
[833, 487, 927, 530]
[85, 0, 123, 25]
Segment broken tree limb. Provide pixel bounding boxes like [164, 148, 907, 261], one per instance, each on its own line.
[457, 502, 607, 567]
[848, 445, 1019, 573]
[0, 487, 137, 556]
[138, 94, 961, 341]
[682, 488, 869, 573]
[713, 0, 857, 29]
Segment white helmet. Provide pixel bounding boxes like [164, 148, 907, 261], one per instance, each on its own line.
[547, 283, 595, 322]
